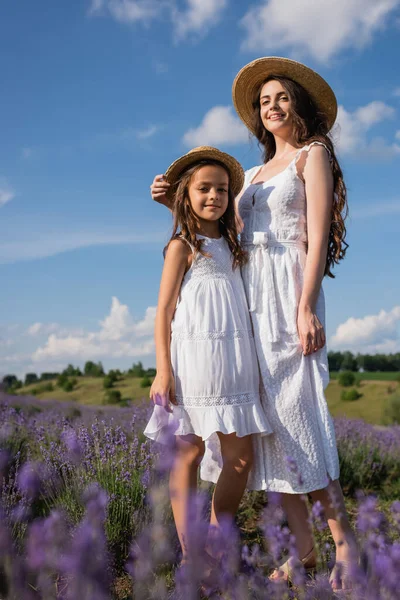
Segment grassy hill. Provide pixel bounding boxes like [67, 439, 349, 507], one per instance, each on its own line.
[15, 372, 400, 426]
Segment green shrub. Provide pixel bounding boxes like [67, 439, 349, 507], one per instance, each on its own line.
[396, 373, 400, 383]
[338, 371, 356, 387]
[57, 373, 68, 388]
[140, 376, 152, 388]
[383, 394, 400, 425]
[103, 376, 114, 389]
[104, 390, 122, 404]
[63, 380, 74, 392]
[30, 382, 54, 395]
[341, 388, 362, 402]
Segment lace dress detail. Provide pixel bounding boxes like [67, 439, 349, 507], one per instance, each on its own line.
[144, 235, 272, 476]
[231, 142, 340, 493]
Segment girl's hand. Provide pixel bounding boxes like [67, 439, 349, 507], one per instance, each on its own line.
[150, 174, 173, 208]
[149, 372, 177, 413]
[297, 306, 326, 356]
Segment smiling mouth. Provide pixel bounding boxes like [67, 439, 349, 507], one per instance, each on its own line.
[269, 114, 284, 120]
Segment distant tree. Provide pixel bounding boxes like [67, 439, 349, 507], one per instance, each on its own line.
[341, 352, 358, 372]
[327, 352, 343, 372]
[25, 373, 39, 386]
[40, 372, 60, 381]
[129, 362, 145, 378]
[2, 375, 18, 390]
[107, 370, 120, 383]
[145, 368, 157, 378]
[338, 371, 356, 387]
[63, 364, 82, 377]
[84, 361, 104, 377]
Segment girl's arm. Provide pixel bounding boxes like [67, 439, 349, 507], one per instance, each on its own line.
[150, 239, 190, 410]
[297, 145, 333, 356]
[150, 174, 173, 210]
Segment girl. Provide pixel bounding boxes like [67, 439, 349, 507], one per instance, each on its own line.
[151, 58, 357, 591]
[144, 146, 272, 564]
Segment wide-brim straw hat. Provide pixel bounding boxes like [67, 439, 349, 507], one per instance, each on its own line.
[232, 56, 337, 134]
[164, 146, 244, 202]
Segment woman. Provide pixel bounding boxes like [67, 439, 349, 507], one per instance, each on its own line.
[150, 57, 357, 590]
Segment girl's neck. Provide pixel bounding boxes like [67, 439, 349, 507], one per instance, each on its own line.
[195, 221, 221, 239]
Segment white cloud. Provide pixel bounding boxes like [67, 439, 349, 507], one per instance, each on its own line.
[89, 0, 164, 23]
[0, 229, 165, 264]
[172, 0, 228, 41]
[136, 124, 159, 139]
[393, 88, 400, 97]
[27, 323, 60, 337]
[89, 0, 226, 40]
[332, 101, 400, 157]
[396, 130, 400, 140]
[31, 297, 156, 363]
[0, 180, 15, 207]
[330, 306, 400, 353]
[240, 0, 400, 63]
[183, 106, 248, 147]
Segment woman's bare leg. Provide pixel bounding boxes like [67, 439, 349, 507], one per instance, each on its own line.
[269, 493, 316, 580]
[310, 480, 357, 589]
[169, 434, 205, 560]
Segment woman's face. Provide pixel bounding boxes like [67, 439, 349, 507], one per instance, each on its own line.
[259, 79, 293, 135]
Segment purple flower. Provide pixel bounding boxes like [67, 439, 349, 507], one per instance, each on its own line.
[17, 461, 43, 500]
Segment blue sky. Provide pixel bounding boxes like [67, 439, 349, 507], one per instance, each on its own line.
[1, 0, 400, 378]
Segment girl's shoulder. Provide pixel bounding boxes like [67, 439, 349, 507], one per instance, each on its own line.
[164, 236, 193, 259]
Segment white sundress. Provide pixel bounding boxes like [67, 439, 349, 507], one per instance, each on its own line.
[144, 234, 272, 476]
[238, 141, 340, 493]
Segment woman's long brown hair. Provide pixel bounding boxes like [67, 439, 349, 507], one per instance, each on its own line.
[167, 159, 247, 269]
[251, 75, 348, 277]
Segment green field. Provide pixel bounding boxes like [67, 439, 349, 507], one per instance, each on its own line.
[15, 372, 400, 426]
[330, 371, 400, 381]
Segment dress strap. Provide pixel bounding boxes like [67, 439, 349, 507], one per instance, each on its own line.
[178, 235, 195, 254]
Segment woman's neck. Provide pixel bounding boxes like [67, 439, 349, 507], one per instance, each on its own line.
[273, 134, 300, 160]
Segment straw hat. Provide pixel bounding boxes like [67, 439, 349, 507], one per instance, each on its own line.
[232, 56, 337, 134]
[164, 146, 244, 202]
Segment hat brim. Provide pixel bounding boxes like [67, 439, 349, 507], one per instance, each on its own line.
[164, 146, 244, 202]
[232, 57, 337, 135]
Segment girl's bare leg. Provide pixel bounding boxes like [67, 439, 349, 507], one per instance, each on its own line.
[169, 434, 205, 560]
[209, 432, 253, 530]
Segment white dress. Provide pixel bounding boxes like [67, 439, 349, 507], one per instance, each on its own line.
[235, 141, 340, 493]
[144, 235, 272, 470]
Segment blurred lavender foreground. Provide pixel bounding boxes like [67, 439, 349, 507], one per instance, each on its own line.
[1, 391, 400, 599]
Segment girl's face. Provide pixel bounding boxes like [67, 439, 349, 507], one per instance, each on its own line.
[188, 165, 229, 223]
[259, 79, 293, 135]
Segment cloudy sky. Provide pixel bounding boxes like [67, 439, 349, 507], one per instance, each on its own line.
[1, 0, 400, 378]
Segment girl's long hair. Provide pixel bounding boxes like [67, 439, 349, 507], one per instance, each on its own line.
[251, 75, 348, 277]
[167, 159, 247, 269]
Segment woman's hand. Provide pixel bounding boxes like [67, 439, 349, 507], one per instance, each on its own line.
[149, 371, 177, 412]
[297, 306, 326, 356]
[150, 174, 173, 208]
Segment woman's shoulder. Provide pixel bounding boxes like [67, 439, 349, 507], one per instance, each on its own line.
[244, 164, 263, 185]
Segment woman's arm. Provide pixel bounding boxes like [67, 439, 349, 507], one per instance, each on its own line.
[150, 239, 190, 409]
[298, 145, 333, 356]
[150, 174, 173, 210]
